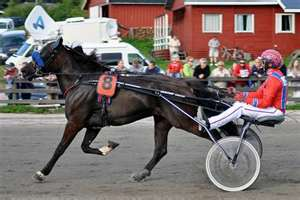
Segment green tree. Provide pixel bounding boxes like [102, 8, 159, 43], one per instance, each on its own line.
[4, 0, 86, 21]
[46, 0, 87, 21]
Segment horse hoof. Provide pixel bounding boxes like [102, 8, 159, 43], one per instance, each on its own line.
[33, 171, 46, 182]
[130, 169, 151, 182]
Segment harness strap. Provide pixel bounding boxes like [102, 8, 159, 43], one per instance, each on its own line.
[63, 77, 82, 97]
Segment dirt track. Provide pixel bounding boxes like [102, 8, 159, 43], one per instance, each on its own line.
[1, 113, 300, 200]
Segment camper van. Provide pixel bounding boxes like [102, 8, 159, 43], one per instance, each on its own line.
[62, 17, 119, 44]
[6, 17, 149, 69]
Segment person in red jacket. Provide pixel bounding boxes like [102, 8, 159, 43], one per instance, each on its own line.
[200, 49, 287, 130]
[167, 55, 183, 78]
[232, 59, 251, 87]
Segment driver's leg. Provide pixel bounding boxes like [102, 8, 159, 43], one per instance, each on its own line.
[208, 102, 244, 130]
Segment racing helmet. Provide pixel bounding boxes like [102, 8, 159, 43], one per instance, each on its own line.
[261, 49, 282, 68]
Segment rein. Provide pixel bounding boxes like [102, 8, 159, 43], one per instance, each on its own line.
[86, 79, 232, 113]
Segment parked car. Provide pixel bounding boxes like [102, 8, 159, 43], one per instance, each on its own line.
[0, 18, 14, 33]
[0, 30, 26, 63]
[9, 16, 25, 27]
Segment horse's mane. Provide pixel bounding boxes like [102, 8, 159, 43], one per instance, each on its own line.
[64, 45, 109, 72]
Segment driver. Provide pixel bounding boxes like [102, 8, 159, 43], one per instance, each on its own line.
[201, 49, 287, 130]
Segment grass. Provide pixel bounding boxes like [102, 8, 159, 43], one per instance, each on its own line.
[287, 103, 300, 110]
[0, 105, 64, 113]
[0, 66, 5, 89]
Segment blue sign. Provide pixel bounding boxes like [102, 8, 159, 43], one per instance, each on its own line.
[33, 16, 45, 30]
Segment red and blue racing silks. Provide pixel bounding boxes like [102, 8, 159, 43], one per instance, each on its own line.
[242, 69, 288, 113]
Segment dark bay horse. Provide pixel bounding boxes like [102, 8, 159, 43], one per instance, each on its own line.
[22, 38, 238, 182]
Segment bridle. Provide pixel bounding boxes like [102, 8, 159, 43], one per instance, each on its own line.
[32, 39, 62, 76]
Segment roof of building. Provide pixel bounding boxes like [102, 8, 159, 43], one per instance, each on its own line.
[82, 0, 165, 10]
[184, 0, 278, 6]
[184, 0, 300, 12]
[279, 0, 300, 12]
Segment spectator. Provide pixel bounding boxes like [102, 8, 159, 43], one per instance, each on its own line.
[116, 60, 127, 72]
[232, 59, 251, 87]
[288, 59, 300, 99]
[251, 57, 266, 77]
[211, 61, 231, 88]
[169, 35, 181, 58]
[193, 58, 210, 85]
[288, 59, 300, 78]
[3, 63, 18, 100]
[167, 55, 183, 78]
[129, 59, 144, 73]
[208, 37, 220, 66]
[44, 74, 58, 100]
[144, 61, 161, 74]
[183, 56, 194, 78]
[16, 62, 34, 100]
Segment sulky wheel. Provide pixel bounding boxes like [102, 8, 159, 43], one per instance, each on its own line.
[206, 137, 261, 192]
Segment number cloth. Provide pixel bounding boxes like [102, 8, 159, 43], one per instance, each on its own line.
[97, 75, 117, 97]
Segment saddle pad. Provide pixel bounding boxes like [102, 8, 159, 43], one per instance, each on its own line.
[97, 75, 117, 97]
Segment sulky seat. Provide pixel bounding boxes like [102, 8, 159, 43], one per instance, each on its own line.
[241, 115, 285, 127]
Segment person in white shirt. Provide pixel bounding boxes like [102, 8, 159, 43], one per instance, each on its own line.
[128, 59, 144, 73]
[169, 35, 181, 58]
[208, 37, 220, 66]
[210, 61, 231, 88]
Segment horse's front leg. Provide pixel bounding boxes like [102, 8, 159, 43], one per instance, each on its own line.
[81, 128, 103, 155]
[33, 121, 83, 182]
[131, 115, 172, 182]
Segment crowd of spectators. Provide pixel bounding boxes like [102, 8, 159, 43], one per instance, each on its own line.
[3, 51, 300, 100]
[164, 53, 300, 98]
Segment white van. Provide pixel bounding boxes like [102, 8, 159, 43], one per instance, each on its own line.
[0, 18, 14, 33]
[81, 40, 149, 69]
[6, 37, 150, 70]
[5, 37, 36, 68]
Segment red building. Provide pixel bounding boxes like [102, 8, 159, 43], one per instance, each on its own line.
[82, 0, 166, 29]
[167, 0, 300, 58]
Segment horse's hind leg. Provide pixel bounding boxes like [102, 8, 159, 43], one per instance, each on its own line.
[131, 115, 172, 182]
[81, 128, 103, 155]
[33, 121, 83, 182]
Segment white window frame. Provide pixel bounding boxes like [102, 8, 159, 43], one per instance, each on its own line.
[202, 14, 223, 33]
[275, 13, 295, 34]
[234, 14, 255, 33]
[89, 6, 100, 18]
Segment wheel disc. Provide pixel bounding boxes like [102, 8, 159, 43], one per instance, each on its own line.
[206, 137, 260, 192]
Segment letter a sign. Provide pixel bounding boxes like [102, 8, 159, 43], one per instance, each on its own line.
[25, 5, 58, 40]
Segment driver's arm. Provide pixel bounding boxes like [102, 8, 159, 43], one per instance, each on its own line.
[244, 77, 281, 108]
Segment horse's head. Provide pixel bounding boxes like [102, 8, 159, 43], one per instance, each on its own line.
[22, 37, 64, 80]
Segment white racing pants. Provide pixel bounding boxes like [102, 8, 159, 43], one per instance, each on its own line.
[208, 102, 284, 130]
